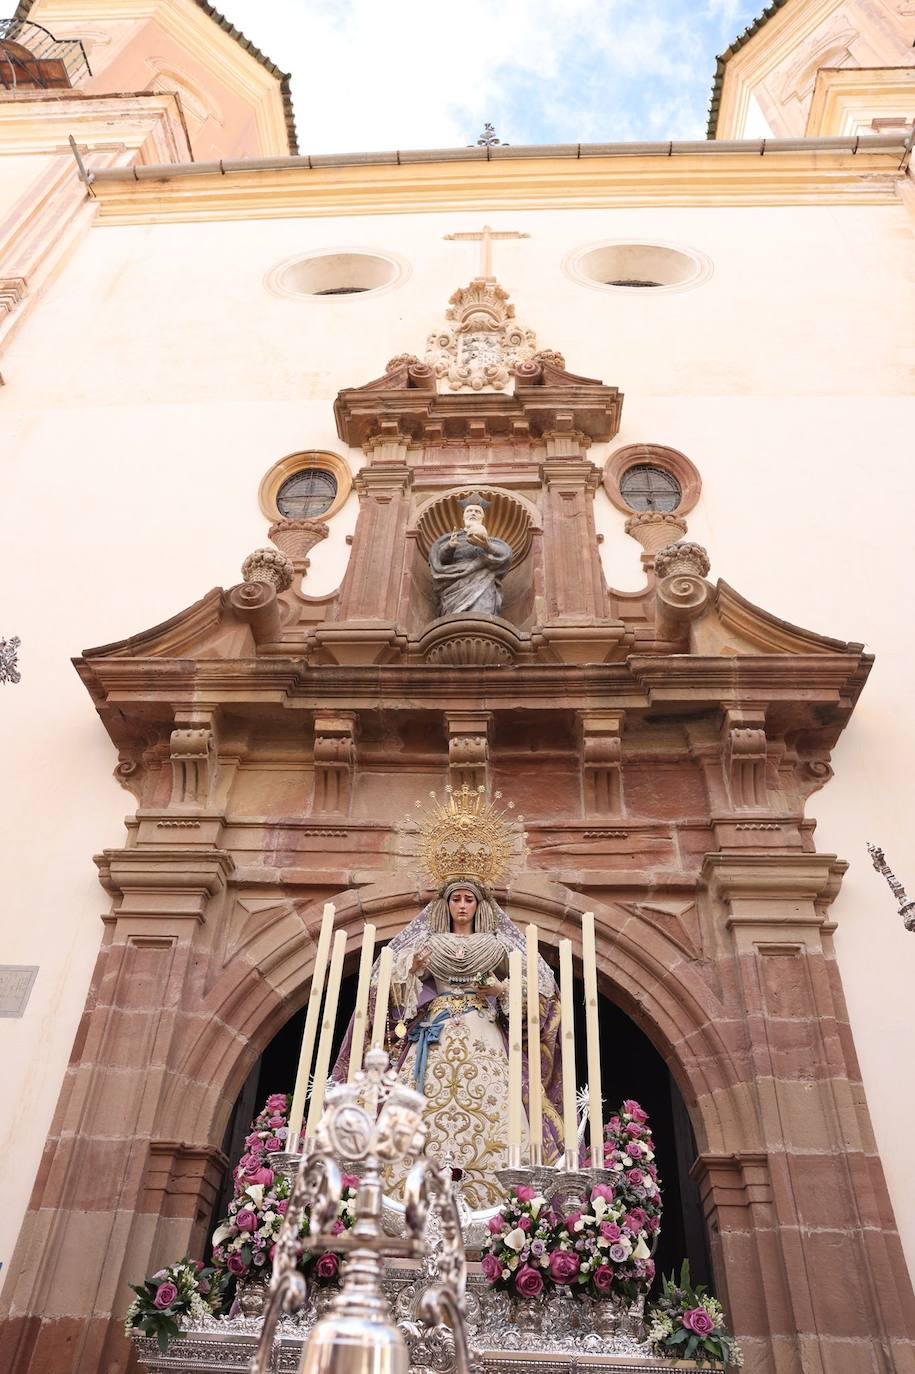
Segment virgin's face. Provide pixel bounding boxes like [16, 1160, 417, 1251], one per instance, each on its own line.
[448, 887, 478, 933]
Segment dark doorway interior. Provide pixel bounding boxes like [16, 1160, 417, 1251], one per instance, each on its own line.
[215, 964, 710, 1292]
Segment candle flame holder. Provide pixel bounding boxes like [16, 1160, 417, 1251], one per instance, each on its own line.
[252, 1046, 471, 1374]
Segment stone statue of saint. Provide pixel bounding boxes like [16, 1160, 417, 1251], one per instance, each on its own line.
[428, 493, 512, 617]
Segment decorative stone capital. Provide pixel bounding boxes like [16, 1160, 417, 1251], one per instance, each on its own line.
[624, 511, 688, 555]
[268, 518, 329, 562]
[240, 547, 294, 592]
[654, 541, 711, 580]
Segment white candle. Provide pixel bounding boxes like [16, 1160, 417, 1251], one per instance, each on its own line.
[559, 939, 578, 1165]
[347, 923, 376, 1081]
[371, 944, 393, 1049]
[305, 929, 347, 1142]
[581, 912, 604, 1168]
[526, 923, 543, 1165]
[288, 902, 334, 1149]
[507, 949, 523, 1160]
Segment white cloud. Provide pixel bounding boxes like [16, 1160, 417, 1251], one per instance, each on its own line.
[221, 0, 752, 151]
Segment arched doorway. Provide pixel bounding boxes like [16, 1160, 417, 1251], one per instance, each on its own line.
[213, 958, 711, 1293]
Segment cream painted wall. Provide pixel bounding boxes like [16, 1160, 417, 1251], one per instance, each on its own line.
[1, 197, 914, 1288]
[0, 154, 51, 207]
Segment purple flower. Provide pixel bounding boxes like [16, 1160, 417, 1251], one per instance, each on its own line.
[487, 1214, 505, 1235]
[608, 1244, 628, 1263]
[518, 1216, 531, 1232]
[625, 1141, 643, 1158]
[590, 1184, 614, 1203]
[265, 1137, 282, 1153]
[515, 1265, 544, 1298]
[531, 1240, 545, 1256]
[331, 1220, 345, 1235]
[227, 1254, 247, 1277]
[481, 1253, 501, 1283]
[235, 1209, 257, 1233]
[153, 1282, 178, 1310]
[600, 1222, 621, 1241]
[626, 1168, 644, 1187]
[622, 1100, 648, 1123]
[549, 1251, 580, 1285]
[682, 1307, 715, 1336]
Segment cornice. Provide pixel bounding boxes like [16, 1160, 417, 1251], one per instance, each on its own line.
[84, 145, 906, 224]
[0, 91, 191, 157]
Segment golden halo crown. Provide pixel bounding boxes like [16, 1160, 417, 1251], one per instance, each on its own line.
[414, 784, 523, 889]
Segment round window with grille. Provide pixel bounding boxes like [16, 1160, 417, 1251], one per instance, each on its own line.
[276, 468, 338, 519]
[619, 464, 682, 513]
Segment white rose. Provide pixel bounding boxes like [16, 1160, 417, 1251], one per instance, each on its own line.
[632, 1237, 651, 1260]
[504, 1227, 527, 1252]
[502, 1268, 511, 1280]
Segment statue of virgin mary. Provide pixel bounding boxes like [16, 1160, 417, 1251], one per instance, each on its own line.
[331, 789, 564, 1209]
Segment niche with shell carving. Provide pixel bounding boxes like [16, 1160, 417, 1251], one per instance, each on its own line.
[407, 486, 541, 636]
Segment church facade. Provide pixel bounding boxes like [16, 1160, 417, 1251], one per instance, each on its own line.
[1, 2, 914, 1372]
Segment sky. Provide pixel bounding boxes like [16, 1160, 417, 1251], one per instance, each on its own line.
[223, 0, 767, 153]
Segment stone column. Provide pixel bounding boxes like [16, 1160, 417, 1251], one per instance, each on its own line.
[537, 457, 631, 662]
[699, 853, 915, 1374]
[0, 845, 234, 1374]
[315, 463, 412, 663]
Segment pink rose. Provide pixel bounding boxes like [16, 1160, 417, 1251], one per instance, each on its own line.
[487, 1214, 505, 1235]
[235, 1209, 257, 1233]
[514, 1185, 536, 1203]
[227, 1253, 247, 1276]
[266, 1093, 287, 1111]
[625, 1208, 647, 1231]
[590, 1184, 614, 1203]
[481, 1253, 502, 1283]
[518, 1216, 531, 1232]
[331, 1220, 345, 1235]
[592, 1264, 614, 1295]
[341, 1174, 360, 1191]
[514, 1265, 544, 1298]
[549, 1251, 580, 1285]
[153, 1282, 178, 1310]
[265, 1137, 282, 1153]
[600, 1222, 621, 1241]
[643, 1258, 656, 1282]
[564, 1211, 581, 1230]
[315, 1252, 338, 1280]
[625, 1168, 644, 1186]
[252, 1167, 275, 1187]
[622, 1100, 648, 1124]
[268, 1115, 285, 1128]
[625, 1122, 643, 1137]
[269, 1244, 277, 1262]
[682, 1307, 715, 1336]
[606, 1116, 621, 1134]
[277, 1200, 289, 1216]
[625, 1141, 643, 1158]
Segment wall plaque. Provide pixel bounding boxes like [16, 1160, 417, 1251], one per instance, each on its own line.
[0, 966, 38, 1017]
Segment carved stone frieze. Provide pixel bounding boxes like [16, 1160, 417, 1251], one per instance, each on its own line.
[722, 707, 768, 811]
[446, 712, 492, 791]
[425, 278, 537, 392]
[241, 547, 294, 591]
[170, 713, 216, 809]
[579, 711, 624, 817]
[312, 713, 358, 815]
[655, 540, 711, 629]
[268, 519, 329, 564]
[624, 511, 688, 555]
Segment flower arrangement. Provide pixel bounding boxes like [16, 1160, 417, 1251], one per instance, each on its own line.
[480, 1185, 557, 1298]
[551, 1182, 656, 1302]
[646, 1261, 743, 1367]
[124, 1257, 224, 1353]
[210, 1090, 360, 1287]
[211, 1091, 294, 1282]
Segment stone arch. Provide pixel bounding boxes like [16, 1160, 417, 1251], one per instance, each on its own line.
[157, 876, 756, 1163]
